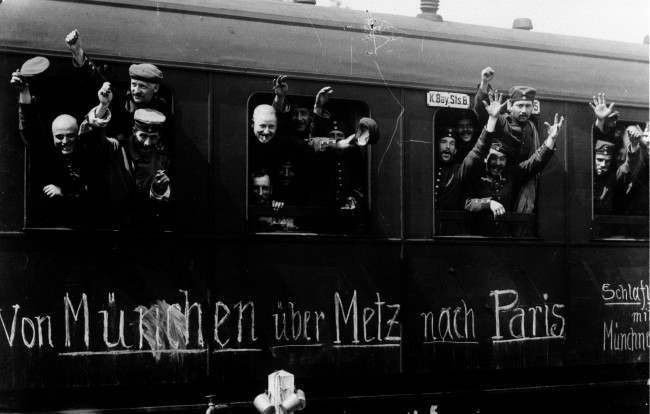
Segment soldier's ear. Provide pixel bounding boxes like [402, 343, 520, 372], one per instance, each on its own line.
[153, 84, 160, 93]
[506, 100, 513, 112]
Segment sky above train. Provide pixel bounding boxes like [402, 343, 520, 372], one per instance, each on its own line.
[315, 0, 649, 45]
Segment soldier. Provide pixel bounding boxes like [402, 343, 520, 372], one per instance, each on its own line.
[465, 91, 564, 235]
[120, 108, 172, 228]
[454, 112, 477, 161]
[11, 67, 120, 227]
[593, 139, 617, 214]
[474, 67, 542, 214]
[65, 29, 171, 141]
[589, 94, 648, 215]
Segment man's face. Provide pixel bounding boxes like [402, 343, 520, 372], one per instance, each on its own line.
[252, 175, 271, 205]
[487, 152, 507, 177]
[130, 79, 158, 104]
[51, 116, 78, 155]
[595, 154, 612, 176]
[134, 130, 161, 152]
[456, 118, 474, 143]
[291, 107, 312, 133]
[253, 112, 277, 144]
[510, 100, 533, 122]
[438, 137, 457, 163]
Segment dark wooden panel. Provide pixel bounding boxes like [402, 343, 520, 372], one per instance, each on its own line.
[403, 89, 433, 238]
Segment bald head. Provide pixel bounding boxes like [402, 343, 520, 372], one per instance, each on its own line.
[252, 104, 277, 144]
[51, 114, 78, 155]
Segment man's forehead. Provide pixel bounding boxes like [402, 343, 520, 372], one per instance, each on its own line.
[253, 175, 270, 184]
[254, 114, 276, 123]
[512, 100, 533, 106]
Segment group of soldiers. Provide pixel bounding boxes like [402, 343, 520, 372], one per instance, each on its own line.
[11, 30, 172, 229]
[10, 30, 646, 234]
[591, 93, 649, 216]
[434, 67, 565, 235]
[249, 76, 379, 232]
[435, 66, 648, 236]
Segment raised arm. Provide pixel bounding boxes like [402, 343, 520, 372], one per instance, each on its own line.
[517, 113, 564, 181]
[589, 93, 618, 134]
[616, 125, 649, 194]
[311, 86, 334, 137]
[473, 67, 495, 127]
[11, 70, 46, 147]
[271, 75, 290, 114]
[458, 91, 506, 181]
[65, 29, 109, 88]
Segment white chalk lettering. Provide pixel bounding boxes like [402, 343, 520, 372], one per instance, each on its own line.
[64, 293, 89, 348]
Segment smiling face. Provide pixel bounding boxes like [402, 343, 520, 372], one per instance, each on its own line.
[130, 79, 159, 104]
[51, 115, 78, 155]
[291, 107, 312, 133]
[487, 152, 507, 178]
[510, 100, 533, 123]
[252, 105, 277, 144]
[438, 136, 457, 163]
[456, 118, 474, 143]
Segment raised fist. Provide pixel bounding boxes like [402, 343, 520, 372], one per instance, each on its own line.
[65, 29, 85, 66]
[97, 82, 113, 106]
[65, 29, 80, 47]
[481, 67, 495, 84]
[9, 70, 25, 90]
[272, 75, 288, 97]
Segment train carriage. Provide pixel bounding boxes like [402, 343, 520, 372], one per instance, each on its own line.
[0, 0, 648, 413]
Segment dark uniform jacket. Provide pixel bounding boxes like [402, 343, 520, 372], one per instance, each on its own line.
[464, 140, 554, 235]
[436, 127, 491, 210]
[19, 103, 120, 227]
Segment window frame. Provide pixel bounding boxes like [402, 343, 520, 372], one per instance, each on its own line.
[590, 118, 649, 241]
[431, 105, 542, 240]
[245, 91, 372, 236]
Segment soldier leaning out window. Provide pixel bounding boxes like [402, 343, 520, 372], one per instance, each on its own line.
[248, 76, 378, 234]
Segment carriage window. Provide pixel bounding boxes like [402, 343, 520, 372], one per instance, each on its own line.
[592, 120, 649, 239]
[247, 93, 371, 234]
[18, 57, 175, 231]
[433, 107, 539, 237]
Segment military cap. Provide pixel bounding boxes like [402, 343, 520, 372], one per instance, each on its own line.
[439, 127, 456, 140]
[509, 85, 536, 102]
[129, 63, 163, 83]
[133, 108, 166, 133]
[20, 56, 50, 77]
[487, 142, 507, 158]
[595, 139, 615, 157]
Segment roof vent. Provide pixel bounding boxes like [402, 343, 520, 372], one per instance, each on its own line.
[418, 0, 443, 22]
[644, 35, 649, 44]
[293, 0, 316, 4]
[512, 18, 533, 30]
